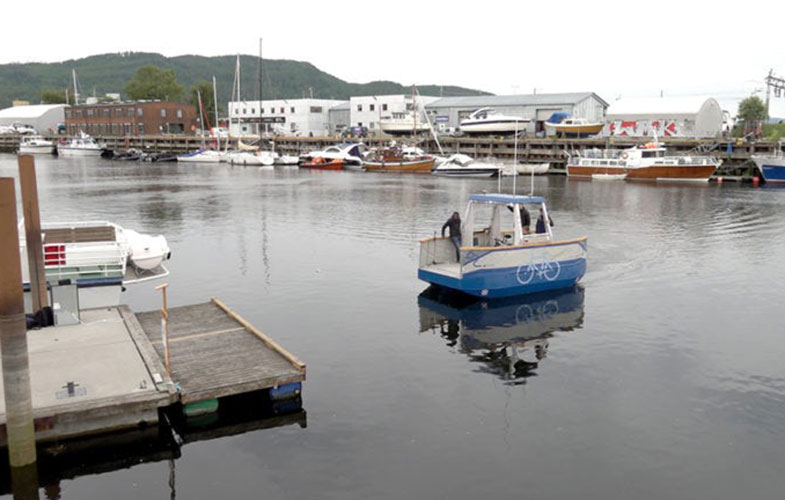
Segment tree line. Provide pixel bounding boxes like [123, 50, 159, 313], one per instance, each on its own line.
[40, 65, 218, 119]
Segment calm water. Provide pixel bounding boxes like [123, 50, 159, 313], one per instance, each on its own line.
[1, 154, 785, 499]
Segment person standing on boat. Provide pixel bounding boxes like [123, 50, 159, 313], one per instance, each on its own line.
[508, 204, 531, 233]
[536, 208, 553, 234]
[442, 212, 462, 262]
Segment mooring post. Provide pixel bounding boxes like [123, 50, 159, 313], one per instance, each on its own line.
[0, 178, 38, 468]
[18, 156, 49, 314]
[155, 283, 171, 374]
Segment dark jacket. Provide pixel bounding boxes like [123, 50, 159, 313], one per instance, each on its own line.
[536, 214, 553, 234]
[442, 217, 461, 238]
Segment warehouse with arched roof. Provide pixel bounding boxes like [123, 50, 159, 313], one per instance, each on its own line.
[603, 97, 724, 138]
[0, 104, 68, 134]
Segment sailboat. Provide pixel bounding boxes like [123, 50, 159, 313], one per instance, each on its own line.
[178, 88, 223, 163]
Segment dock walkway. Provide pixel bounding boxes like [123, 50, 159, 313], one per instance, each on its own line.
[134, 299, 305, 404]
[1, 299, 305, 444]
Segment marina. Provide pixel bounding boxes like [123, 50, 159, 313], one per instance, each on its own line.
[1, 154, 784, 498]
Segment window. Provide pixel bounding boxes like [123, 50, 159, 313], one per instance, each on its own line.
[242, 108, 247, 114]
[138, 123, 144, 135]
[127, 108, 133, 116]
[111, 123, 118, 134]
[370, 123, 375, 129]
[87, 109, 94, 117]
[280, 107, 284, 113]
[177, 109, 183, 118]
[137, 108, 143, 117]
[75, 110, 82, 118]
[370, 104, 375, 111]
[290, 107, 295, 113]
[251, 108, 255, 115]
[358, 122, 362, 127]
[65, 110, 71, 118]
[310, 106, 322, 113]
[357, 104, 363, 111]
[382, 104, 388, 111]
[124, 123, 131, 135]
[270, 108, 275, 114]
[161, 108, 167, 118]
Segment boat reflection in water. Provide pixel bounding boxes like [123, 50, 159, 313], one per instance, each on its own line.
[0, 391, 305, 497]
[418, 285, 585, 384]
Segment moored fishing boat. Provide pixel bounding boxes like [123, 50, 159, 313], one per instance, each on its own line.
[418, 194, 587, 298]
[363, 146, 435, 173]
[19, 135, 56, 155]
[567, 142, 719, 181]
[751, 152, 785, 183]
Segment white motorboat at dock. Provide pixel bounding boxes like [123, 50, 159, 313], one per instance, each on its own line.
[19, 220, 171, 311]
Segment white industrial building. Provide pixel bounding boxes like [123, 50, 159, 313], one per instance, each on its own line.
[0, 104, 68, 133]
[349, 94, 439, 133]
[328, 102, 351, 135]
[228, 98, 345, 137]
[603, 97, 725, 138]
[424, 93, 608, 135]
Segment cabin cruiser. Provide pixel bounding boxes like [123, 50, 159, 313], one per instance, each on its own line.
[544, 114, 603, 137]
[19, 220, 171, 311]
[379, 111, 432, 136]
[459, 108, 529, 136]
[18, 135, 56, 155]
[432, 154, 502, 178]
[57, 132, 105, 157]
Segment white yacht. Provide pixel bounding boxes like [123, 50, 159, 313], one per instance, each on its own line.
[19, 135, 56, 155]
[459, 108, 530, 136]
[432, 154, 502, 178]
[379, 111, 432, 136]
[19, 220, 171, 311]
[57, 132, 105, 156]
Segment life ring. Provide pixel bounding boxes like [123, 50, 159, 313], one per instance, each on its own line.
[621, 152, 628, 160]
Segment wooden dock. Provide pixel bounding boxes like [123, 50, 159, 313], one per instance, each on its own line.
[134, 299, 305, 404]
[0, 299, 305, 445]
[1, 133, 781, 173]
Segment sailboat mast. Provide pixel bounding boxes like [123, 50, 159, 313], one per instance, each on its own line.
[258, 38, 263, 137]
[72, 69, 79, 106]
[212, 75, 219, 131]
[197, 89, 205, 148]
[412, 85, 417, 140]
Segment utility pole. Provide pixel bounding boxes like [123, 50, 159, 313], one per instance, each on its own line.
[764, 69, 785, 118]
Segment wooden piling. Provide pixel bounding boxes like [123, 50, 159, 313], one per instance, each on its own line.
[0, 178, 37, 468]
[18, 156, 48, 313]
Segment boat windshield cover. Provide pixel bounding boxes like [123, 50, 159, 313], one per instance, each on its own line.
[469, 194, 546, 205]
[546, 111, 570, 124]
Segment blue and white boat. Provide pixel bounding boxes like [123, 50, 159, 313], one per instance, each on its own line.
[752, 152, 785, 183]
[418, 194, 587, 298]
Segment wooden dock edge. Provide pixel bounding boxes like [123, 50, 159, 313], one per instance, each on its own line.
[210, 298, 307, 374]
[118, 305, 177, 400]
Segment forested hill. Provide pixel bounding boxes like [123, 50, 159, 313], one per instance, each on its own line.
[0, 52, 489, 108]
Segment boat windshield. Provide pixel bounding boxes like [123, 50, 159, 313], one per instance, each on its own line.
[464, 196, 552, 247]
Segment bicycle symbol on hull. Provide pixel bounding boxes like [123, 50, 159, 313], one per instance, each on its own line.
[516, 251, 561, 285]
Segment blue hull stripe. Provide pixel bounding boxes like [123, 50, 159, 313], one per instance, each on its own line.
[419, 257, 586, 298]
[761, 164, 785, 182]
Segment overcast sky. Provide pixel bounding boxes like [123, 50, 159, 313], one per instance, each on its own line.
[4, 0, 785, 117]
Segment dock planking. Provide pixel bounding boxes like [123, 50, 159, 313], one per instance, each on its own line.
[134, 299, 305, 404]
